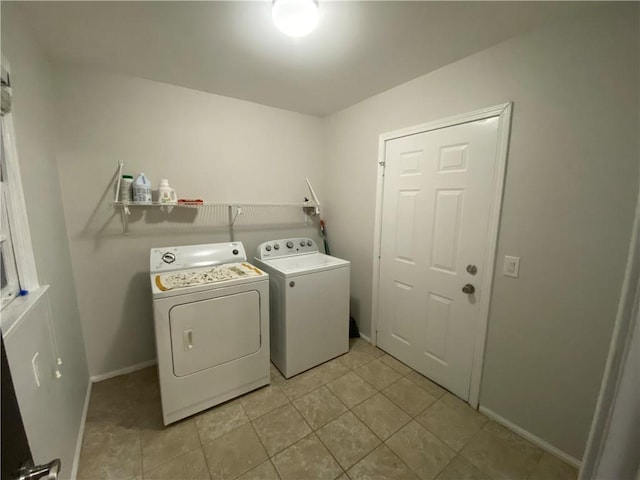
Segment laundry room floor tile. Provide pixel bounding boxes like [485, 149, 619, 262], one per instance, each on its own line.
[326, 371, 377, 408]
[252, 403, 312, 456]
[347, 444, 418, 480]
[382, 377, 438, 417]
[434, 455, 488, 480]
[529, 453, 578, 480]
[293, 385, 348, 429]
[416, 394, 488, 452]
[405, 371, 448, 399]
[272, 433, 344, 480]
[239, 385, 288, 420]
[194, 399, 250, 442]
[354, 359, 403, 391]
[235, 460, 280, 480]
[460, 421, 544, 480]
[349, 338, 386, 359]
[269, 364, 286, 385]
[143, 448, 210, 480]
[141, 418, 201, 472]
[202, 423, 268, 479]
[280, 370, 324, 400]
[313, 357, 351, 384]
[77, 422, 141, 480]
[336, 348, 376, 370]
[316, 411, 381, 470]
[352, 393, 411, 440]
[386, 420, 456, 480]
[79, 340, 578, 480]
[380, 353, 414, 376]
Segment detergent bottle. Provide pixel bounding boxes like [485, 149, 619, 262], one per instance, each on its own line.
[132, 173, 152, 204]
[158, 179, 177, 204]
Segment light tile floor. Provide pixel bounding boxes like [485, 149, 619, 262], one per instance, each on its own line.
[78, 339, 578, 480]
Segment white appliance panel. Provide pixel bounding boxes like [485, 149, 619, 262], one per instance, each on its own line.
[169, 291, 260, 377]
[153, 281, 269, 424]
[151, 242, 246, 273]
[263, 253, 349, 276]
[283, 267, 349, 377]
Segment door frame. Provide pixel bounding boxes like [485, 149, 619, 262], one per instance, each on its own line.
[370, 102, 513, 408]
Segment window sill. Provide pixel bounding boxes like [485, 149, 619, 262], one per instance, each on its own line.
[1, 285, 49, 338]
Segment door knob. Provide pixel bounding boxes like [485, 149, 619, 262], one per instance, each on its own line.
[462, 284, 475, 294]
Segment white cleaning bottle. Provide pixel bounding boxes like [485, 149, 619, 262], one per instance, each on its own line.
[133, 173, 152, 204]
[158, 179, 177, 204]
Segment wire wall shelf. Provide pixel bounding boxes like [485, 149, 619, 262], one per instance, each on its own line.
[111, 163, 320, 235]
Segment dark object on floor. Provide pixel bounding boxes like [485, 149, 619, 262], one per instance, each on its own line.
[349, 317, 360, 338]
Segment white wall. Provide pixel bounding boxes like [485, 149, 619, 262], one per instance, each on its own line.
[1, 4, 89, 478]
[53, 67, 325, 377]
[323, 4, 639, 460]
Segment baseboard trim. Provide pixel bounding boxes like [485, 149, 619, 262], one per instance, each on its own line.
[71, 380, 92, 480]
[478, 406, 582, 469]
[90, 359, 157, 383]
[359, 332, 371, 343]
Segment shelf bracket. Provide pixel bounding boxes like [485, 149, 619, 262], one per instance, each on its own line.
[228, 205, 243, 226]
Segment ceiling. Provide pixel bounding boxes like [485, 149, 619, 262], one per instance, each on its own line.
[14, 1, 598, 117]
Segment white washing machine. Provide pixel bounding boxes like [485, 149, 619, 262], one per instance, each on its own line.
[254, 238, 349, 378]
[150, 242, 269, 425]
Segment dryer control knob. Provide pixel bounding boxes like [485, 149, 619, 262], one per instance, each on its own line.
[286, 241, 294, 248]
[307, 240, 312, 246]
[266, 245, 272, 252]
[300, 240, 306, 247]
[274, 244, 280, 250]
[162, 252, 176, 264]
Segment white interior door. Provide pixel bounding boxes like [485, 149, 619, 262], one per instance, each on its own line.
[377, 116, 502, 401]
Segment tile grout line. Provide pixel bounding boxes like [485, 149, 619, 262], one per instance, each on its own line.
[245, 421, 282, 480]
[235, 386, 286, 480]
[197, 421, 216, 480]
[341, 349, 458, 480]
[88, 343, 511, 480]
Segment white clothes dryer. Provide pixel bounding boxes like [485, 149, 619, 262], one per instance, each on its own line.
[254, 238, 349, 378]
[150, 242, 269, 425]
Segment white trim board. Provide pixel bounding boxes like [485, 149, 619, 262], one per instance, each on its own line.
[71, 380, 92, 480]
[90, 359, 157, 383]
[479, 405, 582, 469]
[370, 102, 512, 409]
[358, 332, 371, 344]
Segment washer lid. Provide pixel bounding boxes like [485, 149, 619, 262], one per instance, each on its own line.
[257, 253, 349, 276]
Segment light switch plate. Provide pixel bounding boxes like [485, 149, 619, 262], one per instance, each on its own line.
[503, 256, 520, 278]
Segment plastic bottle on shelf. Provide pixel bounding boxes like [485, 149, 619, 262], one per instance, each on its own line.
[118, 175, 133, 203]
[132, 173, 152, 204]
[158, 179, 177, 204]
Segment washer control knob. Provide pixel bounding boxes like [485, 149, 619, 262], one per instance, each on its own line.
[300, 240, 306, 247]
[162, 252, 176, 264]
[274, 244, 280, 250]
[232, 249, 239, 255]
[286, 241, 294, 248]
[307, 240, 312, 246]
[265, 245, 272, 252]
[289, 281, 295, 287]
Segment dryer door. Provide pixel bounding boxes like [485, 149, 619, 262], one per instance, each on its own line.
[169, 290, 261, 377]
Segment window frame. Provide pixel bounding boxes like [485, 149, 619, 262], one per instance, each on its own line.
[1, 161, 21, 307]
[1, 56, 39, 311]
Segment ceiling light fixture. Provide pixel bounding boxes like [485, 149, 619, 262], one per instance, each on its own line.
[272, 0, 319, 38]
